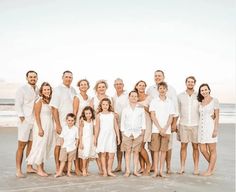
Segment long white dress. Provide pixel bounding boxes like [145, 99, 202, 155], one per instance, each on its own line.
[198, 98, 219, 144]
[96, 113, 117, 153]
[78, 121, 97, 159]
[26, 102, 55, 165]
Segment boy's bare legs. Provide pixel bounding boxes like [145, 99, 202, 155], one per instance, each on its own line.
[192, 143, 199, 174]
[153, 151, 159, 177]
[166, 149, 172, 174]
[101, 153, 107, 176]
[16, 141, 27, 177]
[124, 150, 131, 177]
[82, 159, 87, 176]
[202, 143, 216, 176]
[160, 151, 167, 177]
[67, 161, 73, 177]
[150, 151, 154, 172]
[55, 161, 65, 177]
[133, 150, 141, 176]
[178, 143, 188, 174]
[54, 145, 60, 173]
[26, 141, 37, 173]
[107, 153, 116, 177]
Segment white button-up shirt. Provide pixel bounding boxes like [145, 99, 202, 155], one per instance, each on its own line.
[178, 91, 199, 126]
[112, 91, 129, 116]
[60, 125, 78, 152]
[147, 84, 179, 117]
[15, 84, 39, 122]
[149, 97, 175, 134]
[50, 84, 76, 127]
[121, 104, 146, 138]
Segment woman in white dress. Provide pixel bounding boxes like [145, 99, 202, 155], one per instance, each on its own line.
[26, 82, 55, 177]
[94, 98, 120, 177]
[134, 80, 151, 175]
[197, 83, 219, 176]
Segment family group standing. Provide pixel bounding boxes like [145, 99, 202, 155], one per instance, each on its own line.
[15, 70, 220, 178]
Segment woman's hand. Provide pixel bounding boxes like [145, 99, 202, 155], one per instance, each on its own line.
[38, 129, 44, 137]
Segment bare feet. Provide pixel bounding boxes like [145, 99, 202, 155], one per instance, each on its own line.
[193, 170, 200, 175]
[26, 166, 37, 174]
[113, 167, 122, 172]
[67, 173, 73, 177]
[82, 170, 88, 176]
[75, 170, 82, 176]
[16, 171, 25, 178]
[37, 171, 48, 177]
[54, 173, 62, 178]
[159, 173, 167, 178]
[152, 172, 158, 178]
[123, 172, 130, 177]
[108, 172, 116, 177]
[177, 169, 185, 174]
[166, 169, 172, 175]
[138, 168, 144, 174]
[133, 172, 141, 177]
[201, 171, 213, 176]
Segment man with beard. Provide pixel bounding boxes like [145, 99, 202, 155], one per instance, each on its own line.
[177, 76, 199, 175]
[15, 70, 39, 177]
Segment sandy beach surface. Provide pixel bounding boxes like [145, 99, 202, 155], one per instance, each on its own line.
[0, 124, 235, 192]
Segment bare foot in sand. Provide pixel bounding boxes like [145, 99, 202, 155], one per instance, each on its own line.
[201, 171, 213, 176]
[113, 167, 122, 172]
[133, 172, 141, 177]
[37, 171, 48, 177]
[123, 172, 130, 177]
[108, 172, 116, 177]
[26, 166, 37, 174]
[16, 171, 25, 178]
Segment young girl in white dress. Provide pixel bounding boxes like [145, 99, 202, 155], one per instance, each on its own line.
[197, 83, 219, 176]
[94, 98, 120, 177]
[26, 82, 55, 177]
[78, 106, 97, 176]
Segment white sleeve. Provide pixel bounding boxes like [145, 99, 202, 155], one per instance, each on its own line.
[15, 88, 24, 117]
[149, 100, 155, 112]
[49, 88, 60, 109]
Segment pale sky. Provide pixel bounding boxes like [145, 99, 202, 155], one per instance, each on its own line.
[0, 0, 235, 103]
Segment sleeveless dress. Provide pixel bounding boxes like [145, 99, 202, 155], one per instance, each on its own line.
[92, 95, 112, 113]
[138, 96, 152, 142]
[96, 113, 117, 153]
[26, 101, 55, 165]
[78, 121, 97, 159]
[198, 98, 219, 144]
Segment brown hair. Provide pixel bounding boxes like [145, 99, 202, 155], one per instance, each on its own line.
[80, 106, 95, 121]
[39, 82, 52, 104]
[97, 98, 113, 113]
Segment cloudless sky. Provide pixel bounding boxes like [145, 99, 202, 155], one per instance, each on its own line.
[0, 0, 235, 103]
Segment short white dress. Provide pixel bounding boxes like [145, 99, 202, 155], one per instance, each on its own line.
[96, 113, 117, 153]
[26, 101, 55, 165]
[198, 98, 219, 144]
[78, 121, 97, 159]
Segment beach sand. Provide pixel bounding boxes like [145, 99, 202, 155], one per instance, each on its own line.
[0, 124, 235, 192]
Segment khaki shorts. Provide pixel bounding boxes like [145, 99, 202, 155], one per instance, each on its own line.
[149, 133, 170, 152]
[121, 134, 143, 152]
[59, 148, 76, 162]
[17, 120, 33, 142]
[179, 125, 198, 143]
[55, 134, 63, 146]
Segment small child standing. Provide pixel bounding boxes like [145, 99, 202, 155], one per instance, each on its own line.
[55, 113, 79, 177]
[149, 82, 175, 177]
[120, 90, 146, 177]
[78, 106, 98, 176]
[94, 98, 120, 177]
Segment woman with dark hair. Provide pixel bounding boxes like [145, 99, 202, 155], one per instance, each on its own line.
[197, 83, 219, 176]
[26, 82, 55, 177]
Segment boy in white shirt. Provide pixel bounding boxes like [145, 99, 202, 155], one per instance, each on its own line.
[149, 82, 175, 177]
[55, 113, 79, 177]
[120, 90, 146, 177]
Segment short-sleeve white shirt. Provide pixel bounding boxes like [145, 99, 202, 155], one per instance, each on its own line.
[60, 125, 79, 152]
[149, 97, 175, 134]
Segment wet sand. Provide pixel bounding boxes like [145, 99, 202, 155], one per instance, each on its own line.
[0, 124, 235, 192]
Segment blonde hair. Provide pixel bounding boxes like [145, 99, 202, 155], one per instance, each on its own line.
[93, 79, 108, 92]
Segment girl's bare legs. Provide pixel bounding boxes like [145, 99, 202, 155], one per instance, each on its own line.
[82, 159, 87, 176]
[96, 154, 103, 175]
[124, 150, 131, 177]
[199, 144, 210, 162]
[107, 153, 116, 177]
[101, 153, 107, 176]
[139, 142, 151, 175]
[202, 143, 217, 176]
[55, 161, 65, 177]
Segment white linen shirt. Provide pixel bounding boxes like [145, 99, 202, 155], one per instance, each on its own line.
[120, 104, 146, 138]
[60, 125, 79, 152]
[112, 91, 129, 116]
[178, 91, 199, 126]
[49, 84, 76, 127]
[149, 97, 175, 134]
[147, 84, 179, 117]
[15, 84, 39, 122]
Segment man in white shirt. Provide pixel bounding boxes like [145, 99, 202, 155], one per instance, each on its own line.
[120, 90, 146, 177]
[50, 70, 77, 173]
[112, 78, 128, 172]
[147, 69, 178, 174]
[177, 76, 199, 175]
[15, 70, 39, 177]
